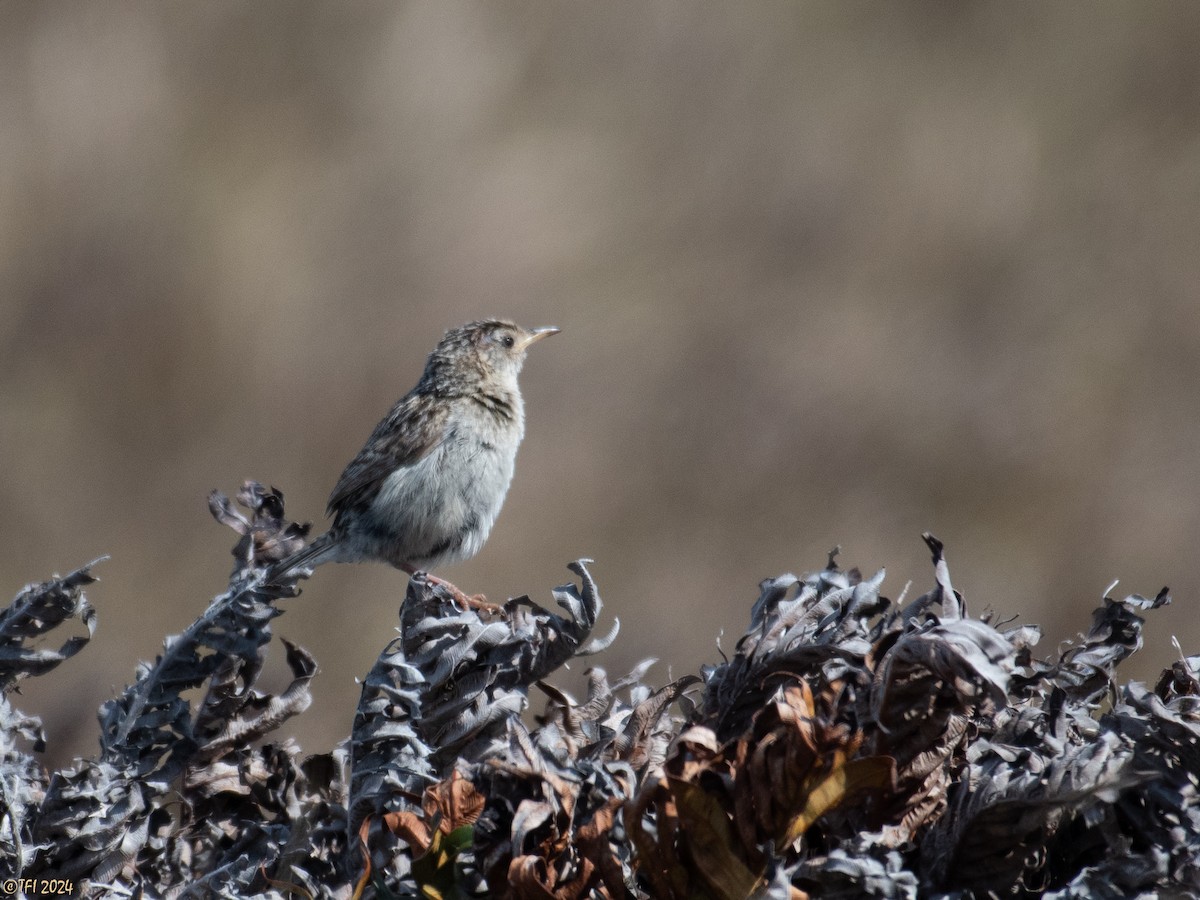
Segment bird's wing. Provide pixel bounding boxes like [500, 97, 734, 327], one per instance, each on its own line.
[326, 394, 449, 519]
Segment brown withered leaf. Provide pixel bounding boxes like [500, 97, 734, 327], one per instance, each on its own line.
[866, 611, 1014, 844]
[626, 772, 688, 900]
[877, 715, 968, 846]
[422, 769, 486, 835]
[613, 675, 702, 770]
[641, 696, 891, 898]
[778, 754, 895, 849]
[669, 776, 764, 899]
[665, 725, 723, 783]
[381, 809, 432, 855]
[727, 683, 895, 855]
[576, 796, 628, 898]
[509, 853, 566, 899]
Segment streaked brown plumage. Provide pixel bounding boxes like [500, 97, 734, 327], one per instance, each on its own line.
[269, 319, 559, 605]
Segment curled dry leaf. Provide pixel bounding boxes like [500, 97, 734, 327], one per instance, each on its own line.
[0, 560, 100, 693]
[209, 481, 311, 572]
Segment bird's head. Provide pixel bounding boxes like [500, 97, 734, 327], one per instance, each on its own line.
[424, 319, 560, 392]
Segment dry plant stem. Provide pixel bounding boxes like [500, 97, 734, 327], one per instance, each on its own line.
[105, 574, 262, 758]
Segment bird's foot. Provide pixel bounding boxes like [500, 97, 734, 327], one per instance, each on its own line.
[454, 591, 505, 616]
[416, 571, 505, 616]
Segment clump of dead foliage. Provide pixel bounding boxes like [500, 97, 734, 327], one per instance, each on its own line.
[1, 481, 1197, 897]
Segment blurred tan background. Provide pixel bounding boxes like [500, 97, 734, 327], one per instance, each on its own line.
[4, 4, 1200, 768]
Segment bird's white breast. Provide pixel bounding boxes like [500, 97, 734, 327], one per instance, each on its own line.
[368, 396, 524, 568]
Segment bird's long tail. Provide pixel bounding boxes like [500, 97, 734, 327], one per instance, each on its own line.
[264, 531, 339, 585]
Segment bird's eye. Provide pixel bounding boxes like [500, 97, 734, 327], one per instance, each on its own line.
[502, 334, 515, 348]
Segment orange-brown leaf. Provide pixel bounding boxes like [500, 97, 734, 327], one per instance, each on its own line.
[669, 776, 764, 899]
[381, 810, 434, 854]
[626, 776, 689, 899]
[509, 855, 559, 899]
[422, 770, 486, 833]
[778, 755, 895, 849]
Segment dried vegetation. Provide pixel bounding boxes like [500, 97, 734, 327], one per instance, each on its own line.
[1, 482, 1197, 897]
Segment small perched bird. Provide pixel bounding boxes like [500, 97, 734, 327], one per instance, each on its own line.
[269, 319, 559, 606]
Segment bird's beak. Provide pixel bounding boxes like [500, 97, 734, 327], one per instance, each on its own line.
[521, 326, 561, 348]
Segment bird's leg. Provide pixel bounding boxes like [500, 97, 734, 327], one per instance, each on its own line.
[400, 564, 504, 615]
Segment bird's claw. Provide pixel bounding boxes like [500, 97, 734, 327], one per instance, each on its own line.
[419, 571, 504, 617]
[452, 590, 503, 616]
